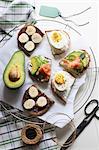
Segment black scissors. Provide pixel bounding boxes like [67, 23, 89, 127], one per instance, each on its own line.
[60, 99, 99, 150]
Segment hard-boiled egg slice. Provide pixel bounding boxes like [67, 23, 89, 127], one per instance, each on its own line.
[53, 71, 75, 92]
[47, 30, 70, 50]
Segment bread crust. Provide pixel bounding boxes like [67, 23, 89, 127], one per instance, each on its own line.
[51, 80, 67, 105]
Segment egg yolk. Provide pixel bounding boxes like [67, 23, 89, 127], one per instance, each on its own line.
[55, 73, 65, 84]
[51, 32, 62, 43]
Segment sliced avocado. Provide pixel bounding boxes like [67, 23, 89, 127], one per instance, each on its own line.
[71, 51, 83, 56]
[30, 57, 39, 75]
[66, 51, 83, 61]
[79, 51, 89, 67]
[37, 56, 48, 65]
[30, 56, 49, 75]
[81, 55, 89, 67]
[66, 50, 89, 68]
[66, 54, 76, 61]
[3, 51, 25, 89]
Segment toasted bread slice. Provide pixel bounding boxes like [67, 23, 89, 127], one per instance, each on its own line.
[22, 85, 54, 116]
[28, 56, 51, 82]
[51, 71, 75, 104]
[60, 50, 90, 78]
[17, 24, 44, 56]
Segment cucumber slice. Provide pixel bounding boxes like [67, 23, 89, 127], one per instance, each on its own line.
[37, 56, 48, 65]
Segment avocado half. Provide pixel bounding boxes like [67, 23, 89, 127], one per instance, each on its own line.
[3, 51, 25, 89]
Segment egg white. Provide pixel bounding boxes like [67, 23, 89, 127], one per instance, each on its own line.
[53, 71, 75, 92]
[47, 30, 70, 50]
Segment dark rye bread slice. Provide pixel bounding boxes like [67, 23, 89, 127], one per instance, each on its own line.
[17, 24, 44, 56]
[60, 50, 90, 78]
[29, 56, 51, 82]
[22, 85, 54, 116]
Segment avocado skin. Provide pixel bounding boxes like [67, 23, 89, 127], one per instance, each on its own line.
[3, 51, 26, 89]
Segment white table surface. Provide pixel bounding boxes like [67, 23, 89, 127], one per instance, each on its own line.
[10, 0, 99, 149]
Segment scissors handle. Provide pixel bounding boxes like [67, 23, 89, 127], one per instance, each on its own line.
[84, 99, 98, 116]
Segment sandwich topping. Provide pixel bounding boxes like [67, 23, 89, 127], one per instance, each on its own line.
[18, 25, 44, 56]
[51, 71, 75, 103]
[28, 56, 51, 82]
[53, 71, 67, 92]
[60, 50, 90, 77]
[46, 30, 70, 55]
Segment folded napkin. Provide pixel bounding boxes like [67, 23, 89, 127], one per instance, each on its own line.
[0, 0, 35, 47]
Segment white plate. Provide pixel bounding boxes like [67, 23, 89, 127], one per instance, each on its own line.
[0, 20, 96, 128]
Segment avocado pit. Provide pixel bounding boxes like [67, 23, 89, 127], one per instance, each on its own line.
[9, 65, 20, 82]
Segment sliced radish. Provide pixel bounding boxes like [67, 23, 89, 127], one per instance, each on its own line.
[23, 99, 35, 110]
[31, 33, 42, 44]
[26, 26, 36, 36]
[29, 86, 39, 98]
[36, 96, 47, 107]
[19, 33, 29, 43]
[24, 41, 35, 51]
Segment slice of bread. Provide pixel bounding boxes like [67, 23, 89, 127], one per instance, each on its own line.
[51, 71, 75, 104]
[60, 50, 90, 78]
[17, 24, 44, 56]
[22, 85, 54, 116]
[28, 56, 51, 82]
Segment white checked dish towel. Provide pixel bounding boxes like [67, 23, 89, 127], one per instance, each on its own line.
[0, 0, 35, 47]
[0, 0, 59, 150]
